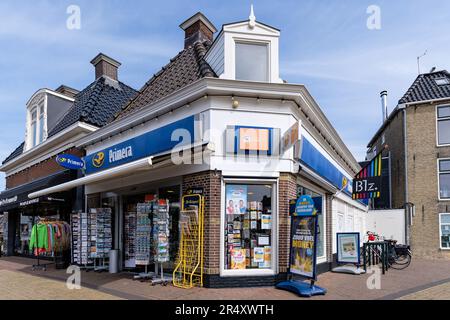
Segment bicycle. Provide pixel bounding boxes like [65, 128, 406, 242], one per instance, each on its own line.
[384, 239, 412, 270]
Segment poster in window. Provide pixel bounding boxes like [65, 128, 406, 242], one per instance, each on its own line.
[230, 249, 247, 269]
[290, 216, 317, 279]
[261, 214, 272, 230]
[336, 233, 360, 264]
[253, 247, 264, 263]
[226, 185, 248, 215]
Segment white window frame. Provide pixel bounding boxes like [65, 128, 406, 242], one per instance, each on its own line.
[436, 104, 450, 147]
[233, 38, 271, 82]
[220, 177, 278, 277]
[437, 158, 450, 201]
[296, 179, 327, 264]
[30, 106, 38, 148]
[439, 213, 450, 250]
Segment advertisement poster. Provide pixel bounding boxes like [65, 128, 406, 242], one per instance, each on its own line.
[336, 233, 360, 264]
[226, 185, 248, 215]
[290, 216, 317, 279]
[231, 249, 247, 269]
[261, 214, 272, 230]
[253, 247, 264, 263]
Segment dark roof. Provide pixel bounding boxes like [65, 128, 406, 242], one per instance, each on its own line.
[2, 76, 137, 165]
[398, 70, 450, 104]
[49, 76, 138, 136]
[368, 70, 450, 148]
[116, 40, 216, 119]
[2, 142, 24, 165]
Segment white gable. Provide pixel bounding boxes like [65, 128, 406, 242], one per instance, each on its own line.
[205, 20, 283, 84]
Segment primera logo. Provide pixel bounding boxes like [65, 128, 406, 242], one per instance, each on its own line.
[92, 152, 105, 168]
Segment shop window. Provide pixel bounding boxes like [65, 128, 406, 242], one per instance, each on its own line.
[440, 213, 450, 249]
[224, 184, 274, 271]
[437, 106, 450, 145]
[235, 42, 269, 82]
[438, 159, 450, 199]
[297, 185, 325, 259]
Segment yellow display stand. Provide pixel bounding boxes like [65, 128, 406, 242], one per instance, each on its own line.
[172, 194, 204, 288]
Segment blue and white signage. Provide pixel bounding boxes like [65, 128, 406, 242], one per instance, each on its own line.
[294, 195, 317, 216]
[84, 116, 195, 174]
[56, 154, 85, 170]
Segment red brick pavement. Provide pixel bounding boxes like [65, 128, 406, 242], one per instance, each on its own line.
[0, 256, 449, 300]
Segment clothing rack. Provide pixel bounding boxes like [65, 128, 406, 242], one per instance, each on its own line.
[31, 214, 56, 271]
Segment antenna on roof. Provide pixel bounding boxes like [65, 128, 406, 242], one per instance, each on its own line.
[417, 50, 427, 75]
[249, 4, 256, 29]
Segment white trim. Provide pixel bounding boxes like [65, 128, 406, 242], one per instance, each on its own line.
[437, 158, 450, 201]
[435, 104, 450, 147]
[220, 177, 278, 277]
[0, 122, 98, 173]
[439, 213, 450, 250]
[26, 88, 75, 106]
[28, 156, 154, 199]
[75, 78, 360, 175]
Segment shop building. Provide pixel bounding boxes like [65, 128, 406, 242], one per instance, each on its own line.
[367, 70, 450, 259]
[31, 12, 367, 287]
[0, 54, 137, 259]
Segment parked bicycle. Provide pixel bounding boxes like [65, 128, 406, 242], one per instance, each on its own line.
[363, 231, 412, 270]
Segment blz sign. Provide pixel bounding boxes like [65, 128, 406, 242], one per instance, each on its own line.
[352, 176, 382, 198]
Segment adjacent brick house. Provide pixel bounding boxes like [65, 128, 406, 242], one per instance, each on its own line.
[0, 54, 137, 257]
[367, 70, 450, 259]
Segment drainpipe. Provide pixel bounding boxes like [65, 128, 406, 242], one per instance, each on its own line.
[403, 107, 410, 245]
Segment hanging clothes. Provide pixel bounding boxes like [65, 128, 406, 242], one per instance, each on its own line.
[29, 220, 71, 256]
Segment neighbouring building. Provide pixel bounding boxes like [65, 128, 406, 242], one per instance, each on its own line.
[30, 11, 367, 287]
[367, 70, 450, 259]
[0, 53, 137, 260]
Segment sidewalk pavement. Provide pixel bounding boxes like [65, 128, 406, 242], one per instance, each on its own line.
[0, 256, 449, 300]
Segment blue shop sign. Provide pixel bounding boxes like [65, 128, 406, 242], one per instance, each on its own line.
[84, 116, 195, 174]
[294, 195, 317, 216]
[56, 154, 85, 170]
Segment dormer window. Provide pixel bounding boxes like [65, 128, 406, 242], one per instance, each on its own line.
[30, 107, 38, 148]
[204, 8, 283, 84]
[235, 42, 269, 82]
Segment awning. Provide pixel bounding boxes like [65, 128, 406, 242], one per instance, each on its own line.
[0, 170, 74, 212]
[28, 142, 215, 199]
[298, 163, 338, 194]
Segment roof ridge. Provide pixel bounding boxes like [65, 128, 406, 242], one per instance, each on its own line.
[193, 40, 215, 78]
[80, 77, 105, 122]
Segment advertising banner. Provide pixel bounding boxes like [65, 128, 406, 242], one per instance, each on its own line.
[226, 185, 247, 215]
[336, 232, 360, 265]
[289, 215, 318, 279]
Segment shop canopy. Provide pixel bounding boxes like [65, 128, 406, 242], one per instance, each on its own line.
[0, 170, 73, 212]
[28, 156, 154, 199]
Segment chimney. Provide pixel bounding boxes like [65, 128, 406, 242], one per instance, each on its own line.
[55, 85, 79, 99]
[179, 12, 217, 49]
[380, 90, 388, 123]
[90, 53, 121, 81]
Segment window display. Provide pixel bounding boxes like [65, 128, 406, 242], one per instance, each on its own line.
[224, 184, 273, 270]
[440, 213, 450, 249]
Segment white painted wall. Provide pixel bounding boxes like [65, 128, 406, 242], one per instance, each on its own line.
[332, 196, 367, 253]
[366, 209, 406, 244]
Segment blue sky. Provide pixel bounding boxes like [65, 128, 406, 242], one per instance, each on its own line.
[1, 0, 449, 191]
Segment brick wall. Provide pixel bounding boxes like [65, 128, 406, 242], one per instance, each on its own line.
[278, 173, 297, 273]
[182, 170, 222, 275]
[5, 148, 84, 189]
[371, 110, 406, 209]
[406, 102, 450, 259]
